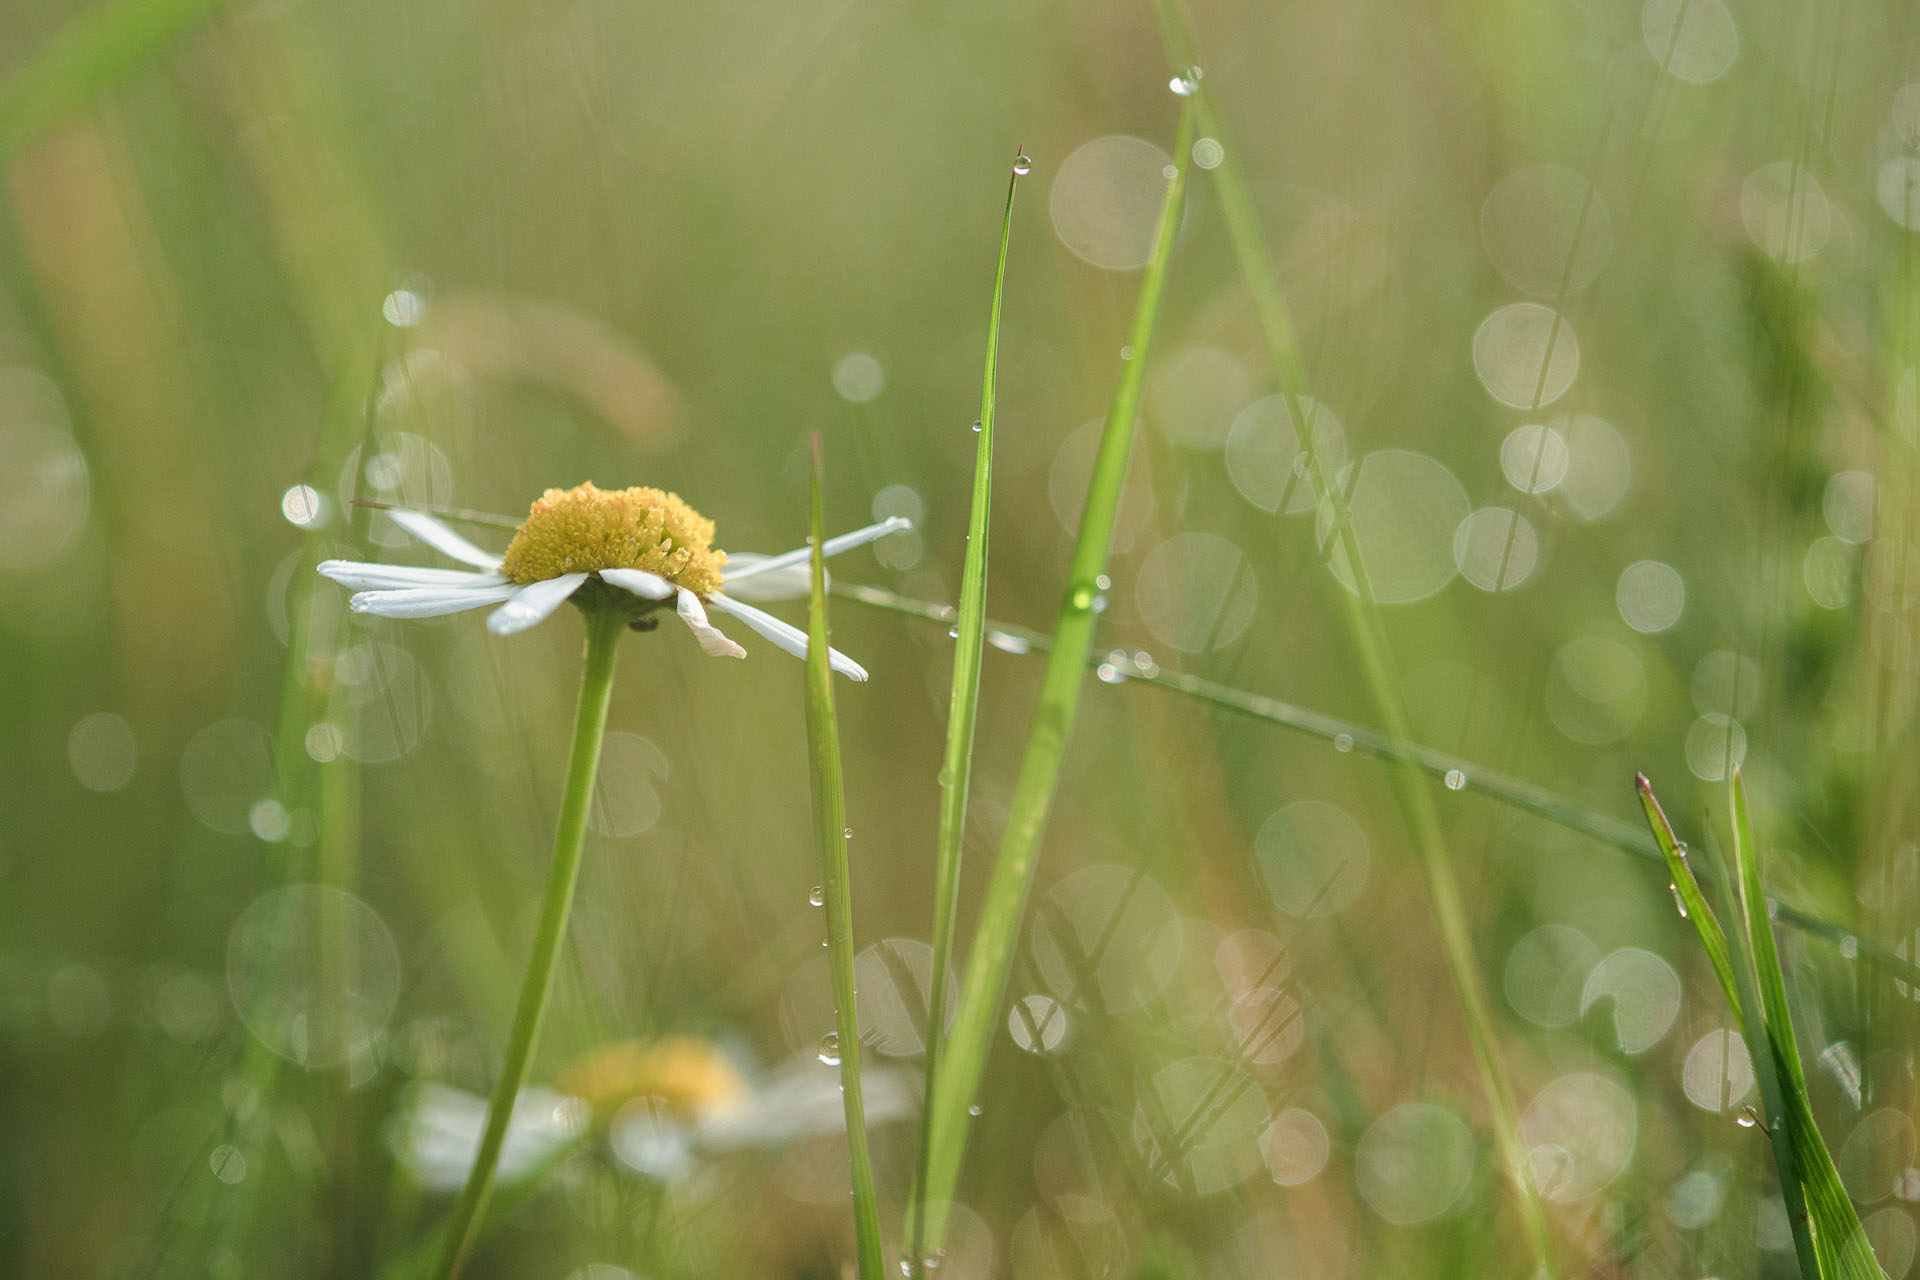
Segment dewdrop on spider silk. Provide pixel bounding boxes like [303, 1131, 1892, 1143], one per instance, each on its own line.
[315, 482, 912, 679]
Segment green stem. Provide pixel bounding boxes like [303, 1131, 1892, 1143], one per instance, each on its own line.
[429, 605, 624, 1280]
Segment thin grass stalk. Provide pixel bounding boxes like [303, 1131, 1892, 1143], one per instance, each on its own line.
[430, 604, 625, 1280]
[1147, 9, 1551, 1269]
[804, 436, 886, 1280]
[909, 148, 1024, 1263]
[914, 101, 1196, 1257]
[846, 580, 1920, 989]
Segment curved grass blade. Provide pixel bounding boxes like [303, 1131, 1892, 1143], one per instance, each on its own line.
[909, 146, 1025, 1264]
[1730, 771, 1886, 1280]
[913, 101, 1197, 1258]
[804, 436, 885, 1280]
[844, 580, 1920, 990]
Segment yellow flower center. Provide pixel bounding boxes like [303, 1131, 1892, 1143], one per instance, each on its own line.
[499, 482, 726, 594]
[555, 1036, 749, 1121]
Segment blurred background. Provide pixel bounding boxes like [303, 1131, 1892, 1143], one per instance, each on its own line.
[3, 0, 1920, 1274]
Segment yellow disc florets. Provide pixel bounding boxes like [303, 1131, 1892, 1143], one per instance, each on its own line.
[499, 482, 726, 594]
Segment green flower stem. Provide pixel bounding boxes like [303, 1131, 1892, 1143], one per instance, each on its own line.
[430, 604, 625, 1280]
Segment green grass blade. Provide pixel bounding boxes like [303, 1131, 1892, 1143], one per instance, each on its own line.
[1730, 770, 1885, 1280]
[909, 148, 1024, 1262]
[1635, 774, 1739, 1011]
[915, 101, 1197, 1257]
[804, 436, 886, 1280]
[1148, 8, 1551, 1268]
[0, 0, 233, 160]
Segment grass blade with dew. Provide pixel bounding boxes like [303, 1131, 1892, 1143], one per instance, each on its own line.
[804, 435, 886, 1280]
[844, 583, 1919, 989]
[1730, 771, 1886, 1280]
[1148, 7, 1552, 1268]
[429, 604, 625, 1280]
[0, 0, 234, 159]
[913, 100, 1196, 1260]
[908, 144, 1026, 1266]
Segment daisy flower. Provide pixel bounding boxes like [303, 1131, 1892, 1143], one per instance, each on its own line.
[316, 481, 908, 680]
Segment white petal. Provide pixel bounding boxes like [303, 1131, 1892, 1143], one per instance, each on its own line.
[674, 588, 747, 659]
[487, 573, 590, 635]
[387, 509, 505, 571]
[713, 555, 817, 602]
[351, 583, 522, 618]
[708, 594, 868, 681]
[599, 567, 674, 600]
[319, 559, 510, 591]
[718, 517, 912, 594]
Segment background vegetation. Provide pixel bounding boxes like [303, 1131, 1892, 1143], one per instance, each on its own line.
[2, 0, 1918, 1275]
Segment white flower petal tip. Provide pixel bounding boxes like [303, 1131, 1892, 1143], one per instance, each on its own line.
[385, 509, 505, 571]
[675, 589, 749, 659]
[599, 567, 675, 600]
[718, 515, 915, 597]
[708, 594, 868, 680]
[487, 573, 590, 635]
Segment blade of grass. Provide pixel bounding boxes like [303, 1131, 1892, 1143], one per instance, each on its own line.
[1730, 771, 1886, 1280]
[843, 579, 1920, 990]
[909, 147, 1025, 1264]
[1148, 9, 1551, 1267]
[1635, 774, 1739, 1010]
[0, 0, 234, 160]
[913, 100, 1197, 1258]
[805, 435, 886, 1280]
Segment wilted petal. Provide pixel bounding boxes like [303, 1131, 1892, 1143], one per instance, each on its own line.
[674, 589, 747, 659]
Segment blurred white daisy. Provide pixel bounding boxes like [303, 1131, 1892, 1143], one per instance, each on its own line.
[317, 482, 908, 680]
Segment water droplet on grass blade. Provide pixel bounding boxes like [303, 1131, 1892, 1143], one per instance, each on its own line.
[808, 885, 825, 907]
[1443, 769, 1467, 791]
[1334, 734, 1354, 752]
[817, 1033, 840, 1065]
[1012, 154, 1033, 176]
[1669, 883, 1689, 917]
[1169, 66, 1203, 96]
[968, 1103, 982, 1116]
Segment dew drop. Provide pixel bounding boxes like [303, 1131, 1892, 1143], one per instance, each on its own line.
[1736, 1113, 1757, 1128]
[817, 1033, 841, 1065]
[843, 826, 853, 839]
[1097, 663, 1124, 684]
[1012, 154, 1033, 177]
[809, 885, 825, 907]
[970, 419, 983, 433]
[1669, 883, 1689, 918]
[1443, 769, 1467, 791]
[1095, 574, 1112, 590]
[1169, 66, 1204, 96]
[1333, 734, 1354, 753]
[1840, 935, 1859, 960]
[1119, 345, 1135, 361]
[968, 1103, 983, 1116]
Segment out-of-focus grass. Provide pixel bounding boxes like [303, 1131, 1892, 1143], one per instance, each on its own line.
[4, 0, 1920, 1276]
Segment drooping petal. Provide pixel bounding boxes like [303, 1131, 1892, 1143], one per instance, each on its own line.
[387, 509, 506, 571]
[674, 588, 747, 659]
[599, 567, 675, 600]
[319, 560, 510, 591]
[707, 593, 868, 681]
[717, 517, 911, 596]
[351, 583, 522, 618]
[487, 573, 590, 635]
[711, 555, 815, 602]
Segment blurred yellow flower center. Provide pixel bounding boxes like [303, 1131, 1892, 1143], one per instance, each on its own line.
[500, 482, 726, 594]
[557, 1036, 749, 1121]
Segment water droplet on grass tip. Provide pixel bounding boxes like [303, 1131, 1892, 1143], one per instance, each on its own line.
[1443, 769, 1467, 791]
[817, 1033, 840, 1065]
[808, 885, 825, 907]
[1169, 66, 1203, 96]
[1012, 154, 1033, 176]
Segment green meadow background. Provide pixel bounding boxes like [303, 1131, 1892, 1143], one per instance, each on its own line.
[2, 0, 1918, 1275]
